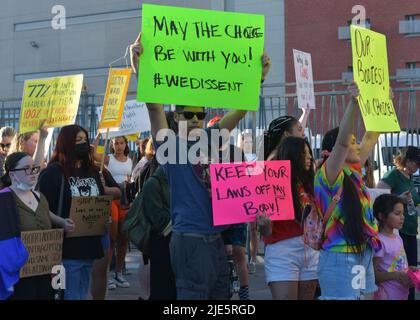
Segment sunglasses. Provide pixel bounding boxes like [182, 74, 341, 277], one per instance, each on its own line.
[10, 166, 41, 175]
[178, 111, 207, 120]
[0, 143, 11, 149]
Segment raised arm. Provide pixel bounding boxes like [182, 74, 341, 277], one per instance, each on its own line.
[219, 53, 271, 132]
[33, 124, 48, 169]
[359, 132, 380, 166]
[358, 89, 394, 166]
[298, 106, 311, 132]
[91, 133, 109, 166]
[130, 33, 167, 140]
[325, 85, 359, 186]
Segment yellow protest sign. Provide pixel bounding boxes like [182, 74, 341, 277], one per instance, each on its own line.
[127, 133, 139, 141]
[98, 68, 132, 129]
[350, 25, 400, 132]
[19, 75, 84, 134]
[20, 229, 63, 278]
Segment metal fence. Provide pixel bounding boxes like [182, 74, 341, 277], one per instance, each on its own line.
[1, 77, 420, 183]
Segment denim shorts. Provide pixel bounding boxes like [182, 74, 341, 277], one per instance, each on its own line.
[231, 223, 247, 248]
[317, 246, 377, 300]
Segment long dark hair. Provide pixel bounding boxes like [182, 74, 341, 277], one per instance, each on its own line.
[264, 116, 299, 160]
[276, 137, 314, 222]
[321, 127, 367, 252]
[49, 125, 96, 178]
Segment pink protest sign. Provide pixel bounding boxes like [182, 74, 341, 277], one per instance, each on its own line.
[210, 160, 295, 226]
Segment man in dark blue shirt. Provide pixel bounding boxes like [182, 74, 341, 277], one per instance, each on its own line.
[130, 34, 270, 299]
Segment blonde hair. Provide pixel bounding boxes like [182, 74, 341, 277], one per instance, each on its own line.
[145, 136, 155, 159]
[393, 148, 410, 170]
[9, 131, 37, 154]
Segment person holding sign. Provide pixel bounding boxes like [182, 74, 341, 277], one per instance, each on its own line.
[258, 137, 319, 300]
[130, 33, 270, 300]
[9, 123, 49, 170]
[0, 152, 74, 300]
[93, 134, 133, 289]
[263, 115, 307, 161]
[38, 125, 116, 300]
[314, 84, 385, 300]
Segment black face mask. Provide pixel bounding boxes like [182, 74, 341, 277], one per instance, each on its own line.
[74, 142, 90, 160]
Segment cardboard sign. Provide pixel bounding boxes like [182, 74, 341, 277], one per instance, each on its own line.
[98, 68, 132, 129]
[137, 4, 265, 110]
[98, 100, 151, 138]
[19, 75, 83, 134]
[210, 160, 294, 226]
[350, 25, 400, 132]
[20, 229, 64, 278]
[293, 49, 315, 109]
[67, 196, 112, 238]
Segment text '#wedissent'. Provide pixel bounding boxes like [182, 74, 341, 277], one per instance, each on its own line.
[153, 73, 243, 92]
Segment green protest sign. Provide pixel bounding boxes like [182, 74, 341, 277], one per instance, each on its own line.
[137, 4, 265, 110]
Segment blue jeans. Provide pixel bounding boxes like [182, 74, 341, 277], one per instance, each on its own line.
[317, 247, 377, 300]
[63, 259, 94, 300]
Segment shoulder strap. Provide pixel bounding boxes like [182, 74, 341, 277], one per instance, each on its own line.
[57, 174, 65, 217]
[31, 190, 41, 203]
[322, 184, 343, 228]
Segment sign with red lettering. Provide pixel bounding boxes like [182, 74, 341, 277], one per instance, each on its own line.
[210, 161, 295, 226]
[293, 49, 315, 109]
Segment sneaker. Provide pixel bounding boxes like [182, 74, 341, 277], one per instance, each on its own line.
[248, 261, 256, 274]
[108, 279, 116, 290]
[114, 273, 130, 288]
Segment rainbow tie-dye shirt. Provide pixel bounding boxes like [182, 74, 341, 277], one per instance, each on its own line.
[314, 162, 381, 253]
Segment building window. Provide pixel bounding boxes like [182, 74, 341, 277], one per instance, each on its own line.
[406, 62, 419, 69]
[347, 66, 353, 72]
[405, 15, 420, 21]
[348, 18, 371, 28]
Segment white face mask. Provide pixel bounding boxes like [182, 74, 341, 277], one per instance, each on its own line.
[14, 176, 37, 191]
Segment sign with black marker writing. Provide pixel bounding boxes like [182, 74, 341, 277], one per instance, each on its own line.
[20, 229, 63, 278]
[350, 25, 400, 132]
[137, 4, 264, 110]
[210, 161, 295, 226]
[67, 196, 112, 238]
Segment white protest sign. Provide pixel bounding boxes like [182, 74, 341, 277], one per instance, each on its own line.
[293, 49, 315, 109]
[98, 100, 151, 138]
[367, 188, 391, 203]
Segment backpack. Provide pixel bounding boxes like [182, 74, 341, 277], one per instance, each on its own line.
[123, 173, 171, 255]
[302, 185, 343, 250]
[123, 185, 152, 255]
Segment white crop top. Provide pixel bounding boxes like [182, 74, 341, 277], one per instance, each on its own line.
[107, 154, 133, 184]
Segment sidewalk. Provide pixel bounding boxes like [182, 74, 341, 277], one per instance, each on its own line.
[106, 249, 271, 300]
[106, 237, 420, 300]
